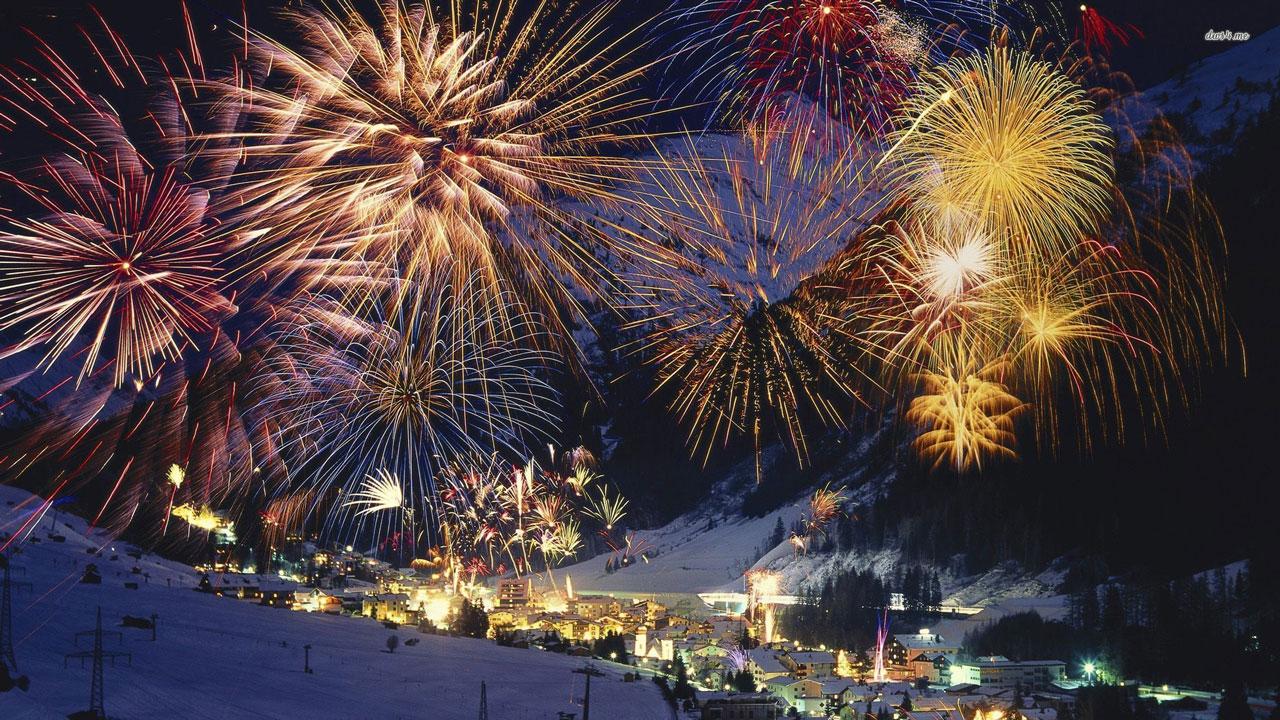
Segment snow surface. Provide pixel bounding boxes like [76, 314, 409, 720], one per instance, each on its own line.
[1117, 25, 1280, 160]
[0, 485, 667, 720]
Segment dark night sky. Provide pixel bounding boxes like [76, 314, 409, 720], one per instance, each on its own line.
[3, 1, 1279, 90]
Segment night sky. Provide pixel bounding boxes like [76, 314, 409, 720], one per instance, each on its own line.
[4, 1, 1279, 89]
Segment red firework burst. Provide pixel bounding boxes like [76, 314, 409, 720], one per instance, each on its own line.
[1078, 4, 1143, 55]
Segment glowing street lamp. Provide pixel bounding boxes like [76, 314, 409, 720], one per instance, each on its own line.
[1083, 661, 1097, 684]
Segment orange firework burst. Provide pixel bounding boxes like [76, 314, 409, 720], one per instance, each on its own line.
[215, 0, 658, 336]
[907, 354, 1024, 473]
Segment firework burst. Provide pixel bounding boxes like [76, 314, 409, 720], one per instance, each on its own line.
[437, 449, 627, 584]
[660, 0, 1003, 160]
[907, 354, 1024, 472]
[885, 45, 1114, 254]
[215, 0, 657, 338]
[260, 268, 557, 544]
[0, 16, 287, 544]
[622, 128, 884, 472]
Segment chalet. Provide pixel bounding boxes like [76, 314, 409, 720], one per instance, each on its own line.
[886, 629, 960, 667]
[297, 588, 342, 613]
[362, 592, 410, 623]
[260, 582, 299, 608]
[593, 615, 627, 638]
[764, 677, 824, 715]
[783, 650, 837, 678]
[746, 649, 791, 686]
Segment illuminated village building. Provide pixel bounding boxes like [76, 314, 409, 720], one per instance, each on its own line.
[883, 628, 959, 677]
[948, 656, 1068, 691]
[496, 578, 533, 609]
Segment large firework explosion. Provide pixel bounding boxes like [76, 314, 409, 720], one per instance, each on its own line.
[861, 42, 1229, 468]
[884, 45, 1115, 256]
[257, 267, 558, 546]
[211, 0, 661, 342]
[0, 0, 1237, 558]
[619, 126, 886, 473]
[0, 15, 289, 546]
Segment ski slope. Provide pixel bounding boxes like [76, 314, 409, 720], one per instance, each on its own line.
[0, 485, 666, 720]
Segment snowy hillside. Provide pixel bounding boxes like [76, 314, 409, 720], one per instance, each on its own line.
[1118, 25, 1280, 159]
[0, 485, 666, 720]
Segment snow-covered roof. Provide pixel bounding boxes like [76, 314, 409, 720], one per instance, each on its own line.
[787, 650, 835, 665]
[819, 679, 853, 695]
[962, 657, 1065, 667]
[894, 632, 956, 649]
[748, 649, 789, 674]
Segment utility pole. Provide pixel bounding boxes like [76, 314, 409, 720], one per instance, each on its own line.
[89, 608, 105, 719]
[478, 680, 488, 720]
[1, 555, 15, 672]
[572, 664, 605, 720]
[64, 607, 130, 719]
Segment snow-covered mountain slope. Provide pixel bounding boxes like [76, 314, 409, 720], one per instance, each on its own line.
[1119, 25, 1280, 159]
[0, 485, 665, 720]
[557, 436, 893, 597]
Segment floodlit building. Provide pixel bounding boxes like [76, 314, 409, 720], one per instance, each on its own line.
[887, 629, 960, 667]
[496, 578, 533, 609]
[633, 625, 676, 663]
[569, 594, 620, 620]
[949, 656, 1067, 692]
[362, 593, 410, 623]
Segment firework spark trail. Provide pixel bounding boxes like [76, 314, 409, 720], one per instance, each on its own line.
[259, 266, 558, 545]
[1078, 4, 1143, 55]
[206, 0, 669, 350]
[619, 126, 892, 473]
[0, 14, 294, 545]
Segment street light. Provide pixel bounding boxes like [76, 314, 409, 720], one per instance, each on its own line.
[1083, 661, 1096, 684]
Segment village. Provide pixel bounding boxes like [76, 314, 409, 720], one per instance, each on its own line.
[185, 537, 1110, 720]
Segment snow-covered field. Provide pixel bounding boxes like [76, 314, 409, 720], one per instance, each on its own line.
[0, 485, 667, 720]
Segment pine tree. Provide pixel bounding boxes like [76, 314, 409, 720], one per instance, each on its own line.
[672, 655, 693, 699]
[1217, 678, 1252, 720]
[770, 517, 786, 548]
